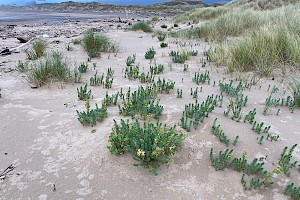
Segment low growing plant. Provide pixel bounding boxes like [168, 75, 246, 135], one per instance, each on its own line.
[76, 101, 107, 126]
[108, 119, 186, 175]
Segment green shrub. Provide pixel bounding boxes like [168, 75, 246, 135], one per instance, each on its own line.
[82, 30, 118, 58]
[26, 39, 47, 60]
[145, 47, 156, 59]
[161, 25, 168, 29]
[131, 21, 153, 33]
[76, 101, 107, 126]
[174, 23, 179, 27]
[157, 34, 166, 42]
[108, 119, 187, 175]
[160, 42, 168, 48]
[126, 54, 136, 66]
[77, 83, 91, 100]
[28, 51, 71, 87]
[78, 62, 88, 73]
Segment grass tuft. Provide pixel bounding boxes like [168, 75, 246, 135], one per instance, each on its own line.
[82, 30, 118, 58]
[28, 51, 72, 87]
[26, 39, 47, 60]
[131, 21, 153, 33]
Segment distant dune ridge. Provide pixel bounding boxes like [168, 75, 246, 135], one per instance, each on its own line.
[0, 0, 231, 6]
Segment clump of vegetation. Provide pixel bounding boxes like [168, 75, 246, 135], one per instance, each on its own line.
[169, 50, 197, 64]
[82, 30, 118, 58]
[160, 42, 168, 48]
[284, 183, 300, 200]
[192, 71, 210, 85]
[161, 25, 168, 29]
[16, 60, 29, 72]
[150, 64, 164, 75]
[278, 144, 298, 176]
[210, 148, 274, 190]
[72, 38, 81, 45]
[27, 51, 72, 87]
[78, 62, 88, 73]
[107, 119, 186, 175]
[174, 7, 229, 23]
[126, 53, 136, 66]
[174, 23, 179, 27]
[77, 83, 91, 100]
[181, 95, 223, 131]
[157, 34, 166, 42]
[145, 47, 156, 59]
[26, 39, 47, 60]
[289, 75, 300, 110]
[76, 101, 107, 126]
[131, 21, 153, 33]
[151, 16, 159, 22]
[118, 86, 163, 120]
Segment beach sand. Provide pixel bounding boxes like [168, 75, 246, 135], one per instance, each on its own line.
[0, 11, 299, 200]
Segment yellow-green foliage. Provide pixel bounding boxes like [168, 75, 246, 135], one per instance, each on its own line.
[174, 7, 229, 23]
[226, 0, 300, 10]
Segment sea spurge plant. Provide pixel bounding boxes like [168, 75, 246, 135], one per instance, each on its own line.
[157, 34, 166, 41]
[150, 64, 164, 75]
[118, 86, 163, 120]
[107, 119, 187, 175]
[244, 108, 256, 123]
[210, 148, 273, 190]
[278, 144, 298, 176]
[139, 72, 155, 83]
[102, 91, 120, 106]
[90, 71, 104, 86]
[125, 64, 140, 80]
[219, 80, 244, 97]
[78, 62, 88, 73]
[285, 183, 300, 200]
[153, 78, 175, 94]
[145, 47, 156, 59]
[126, 54, 136, 66]
[181, 94, 223, 131]
[160, 42, 168, 48]
[192, 70, 210, 85]
[169, 50, 186, 64]
[211, 118, 230, 146]
[77, 83, 91, 100]
[177, 89, 183, 98]
[251, 121, 271, 134]
[76, 101, 107, 126]
[210, 148, 233, 170]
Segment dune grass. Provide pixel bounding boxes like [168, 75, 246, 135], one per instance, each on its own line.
[82, 30, 119, 58]
[177, 2, 300, 75]
[26, 39, 47, 60]
[289, 74, 300, 109]
[174, 7, 229, 23]
[28, 51, 73, 87]
[130, 21, 153, 33]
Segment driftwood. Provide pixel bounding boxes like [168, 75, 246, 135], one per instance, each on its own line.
[0, 164, 15, 182]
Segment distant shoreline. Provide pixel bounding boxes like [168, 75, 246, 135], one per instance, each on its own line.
[0, 10, 138, 26]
